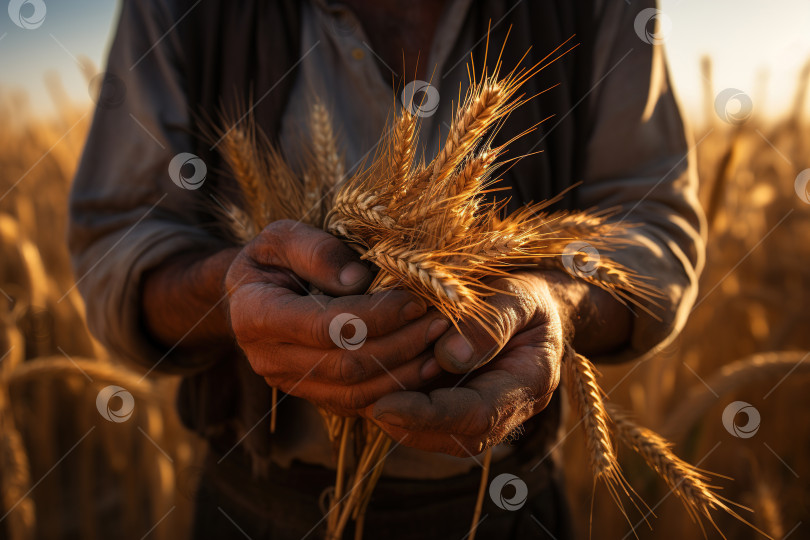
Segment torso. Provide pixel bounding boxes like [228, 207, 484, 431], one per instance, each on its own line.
[339, 0, 449, 81]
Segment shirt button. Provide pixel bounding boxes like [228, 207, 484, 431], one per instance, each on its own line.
[351, 48, 365, 60]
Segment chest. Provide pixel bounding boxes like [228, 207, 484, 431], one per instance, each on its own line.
[339, 0, 448, 80]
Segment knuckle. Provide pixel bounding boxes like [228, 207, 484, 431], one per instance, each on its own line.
[338, 352, 367, 385]
[491, 276, 522, 295]
[309, 311, 333, 348]
[340, 385, 372, 411]
[228, 300, 249, 336]
[262, 218, 295, 237]
[492, 277, 536, 333]
[230, 293, 262, 339]
[258, 220, 290, 246]
[246, 351, 278, 379]
[525, 343, 561, 397]
[248, 223, 289, 267]
[309, 233, 343, 274]
[224, 256, 249, 290]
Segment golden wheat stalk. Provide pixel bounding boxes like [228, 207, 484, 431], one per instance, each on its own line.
[389, 109, 417, 188]
[0, 385, 35, 540]
[304, 98, 344, 225]
[219, 123, 270, 230]
[563, 347, 634, 512]
[431, 83, 504, 187]
[606, 403, 770, 539]
[309, 97, 344, 190]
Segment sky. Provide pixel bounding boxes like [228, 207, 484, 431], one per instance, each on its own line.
[1, 0, 809, 123]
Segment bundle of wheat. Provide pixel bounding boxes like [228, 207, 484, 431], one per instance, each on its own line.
[210, 41, 760, 540]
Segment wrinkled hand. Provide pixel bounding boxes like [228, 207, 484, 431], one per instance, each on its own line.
[368, 272, 565, 457]
[225, 220, 449, 416]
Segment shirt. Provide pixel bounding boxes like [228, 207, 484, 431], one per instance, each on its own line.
[69, 0, 706, 480]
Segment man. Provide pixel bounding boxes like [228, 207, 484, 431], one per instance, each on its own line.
[69, 0, 704, 538]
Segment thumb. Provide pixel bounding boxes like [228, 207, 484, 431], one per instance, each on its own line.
[434, 276, 542, 373]
[249, 219, 372, 296]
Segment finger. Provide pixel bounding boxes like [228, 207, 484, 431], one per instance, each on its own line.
[321, 314, 449, 385]
[264, 349, 440, 414]
[249, 219, 372, 296]
[370, 371, 539, 457]
[372, 376, 503, 437]
[232, 281, 429, 345]
[316, 289, 430, 343]
[434, 276, 547, 373]
[257, 314, 449, 385]
[317, 350, 440, 414]
[373, 350, 558, 434]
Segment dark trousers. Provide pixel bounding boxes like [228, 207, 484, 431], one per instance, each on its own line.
[191, 444, 572, 540]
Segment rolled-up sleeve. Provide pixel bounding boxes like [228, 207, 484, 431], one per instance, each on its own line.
[579, 0, 706, 363]
[68, 0, 227, 371]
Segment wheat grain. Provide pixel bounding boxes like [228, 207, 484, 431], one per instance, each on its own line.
[330, 193, 395, 229]
[363, 244, 470, 304]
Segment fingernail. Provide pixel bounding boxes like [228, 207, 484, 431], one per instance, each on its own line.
[426, 318, 450, 342]
[375, 412, 405, 427]
[420, 358, 441, 380]
[444, 333, 473, 364]
[400, 299, 427, 321]
[339, 262, 368, 286]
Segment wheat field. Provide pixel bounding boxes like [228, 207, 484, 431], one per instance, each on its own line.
[0, 60, 808, 539]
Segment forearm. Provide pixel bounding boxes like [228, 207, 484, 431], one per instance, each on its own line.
[541, 270, 632, 359]
[141, 246, 241, 349]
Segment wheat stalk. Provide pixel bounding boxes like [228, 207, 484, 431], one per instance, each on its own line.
[563, 346, 635, 517]
[219, 123, 270, 230]
[431, 83, 504, 187]
[306, 98, 344, 224]
[606, 403, 770, 539]
[309, 97, 344, 190]
[389, 109, 417, 187]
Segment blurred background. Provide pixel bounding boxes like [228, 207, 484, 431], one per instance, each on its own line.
[1, 1, 809, 539]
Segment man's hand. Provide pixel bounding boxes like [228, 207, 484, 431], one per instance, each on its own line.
[367, 272, 565, 457]
[225, 220, 449, 416]
[367, 270, 632, 457]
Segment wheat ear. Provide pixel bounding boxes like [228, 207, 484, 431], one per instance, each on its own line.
[564, 346, 636, 522]
[431, 84, 505, 185]
[389, 109, 417, 186]
[309, 97, 344, 189]
[220, 124, 271, 231]
[606, 403, 771, 539]
[308, 97, 344, 223]
[363, 245, 470, 304]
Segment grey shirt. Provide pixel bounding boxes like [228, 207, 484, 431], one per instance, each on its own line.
[69, 0, 705, 479]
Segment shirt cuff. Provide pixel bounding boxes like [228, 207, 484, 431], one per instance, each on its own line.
[587, 228, 699, 364]
[74, 220, 231, 375]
